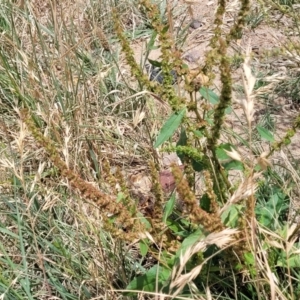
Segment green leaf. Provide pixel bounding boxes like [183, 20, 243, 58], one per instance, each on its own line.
[161, 25, 169, 34]
[193, 129, 205, 137]
[200, 87, 219, 104]
[126, 265, 171, 295]
[216, 143, 233, 160]
[200, 87, 231, 114]
[200, 194, 211, 213]
[255, 190, 289, 229]
[0, 227, 19, 239]
[116, 192, 125, 203]
[20, 278, 34, 300]
[244, 251, 258, 277]
[225, 106, 232, 114]
[223, 160, 244, 171]
[154, 108, 186, 148]
[256, 125, 275, 142]
[163, 194, 176, 223]
[166, 219, 190, 237]
[244, 252, 255, 265]
[280, 255, 300, 268]
[147, 32, 158, 51]
[182, 63, 189, 70]
[176, 127, 187, 163]
[216, 144, 244, 170]
[205, 110, 215, 125]
[139, 239, 149, 257]
[136, 212, 152, 229]
[191, 158, 207, 172]
[148, 58, 162, 68]
[221, 205, 243, 227]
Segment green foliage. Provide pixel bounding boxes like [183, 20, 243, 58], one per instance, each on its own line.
[256, 182, 290, 229]
[154, 108, 186, 148]
[216, 143, 244, 171]
[126, 265, 172, 296]
[163, 193, 176, 222]
[256, 125, 275, 142]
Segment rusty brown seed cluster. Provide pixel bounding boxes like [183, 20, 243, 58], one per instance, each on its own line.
[21, 109, 143, 240]
[171, 163, 224, 233]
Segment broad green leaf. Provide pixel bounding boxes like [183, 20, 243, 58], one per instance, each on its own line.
[256, 125, 275, 142]
[154, 108, 186, 148]
[256, 206, 273, 228]
[163, 194, 176, 223]
[279, 255, 300, 268]
[200, 87, 219, 104]
[256, 191, 289, 229]
[221, 205, 243, 227]
[126, 265, 171, 295]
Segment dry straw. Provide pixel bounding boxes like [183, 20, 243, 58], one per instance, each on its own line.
[241, 43, 256, 127]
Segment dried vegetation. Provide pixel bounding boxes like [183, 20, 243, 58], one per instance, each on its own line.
[1, 0, 300, 299]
